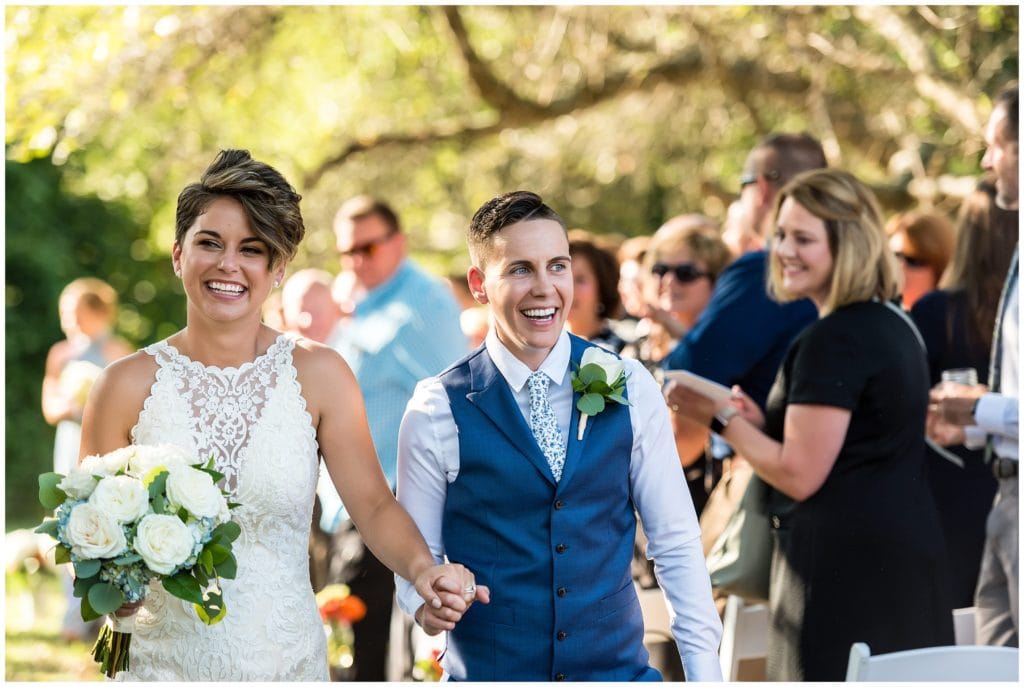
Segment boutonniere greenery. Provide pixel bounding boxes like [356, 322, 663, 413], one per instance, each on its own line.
[569, 347, 630, 440]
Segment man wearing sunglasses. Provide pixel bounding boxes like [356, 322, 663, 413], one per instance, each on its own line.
[318, 194, 467, 681]
[663, 133, 826, 461]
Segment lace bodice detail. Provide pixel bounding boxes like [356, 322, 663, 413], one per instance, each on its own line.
[120, 334, 329, 681]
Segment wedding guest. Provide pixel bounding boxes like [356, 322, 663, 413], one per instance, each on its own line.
[281, 268, 342, 345]
[395, 190, 722, 681]
[79, 149, 480, 680]
[668, 169, 953, 680]
[911, 179, 1012, 608]
[662, 133, 822, 466]
[886, 210, 955, 309]
[323, 195, 467, 681]
[616, 234, 650, 320]
[42, 276, 133, 641]
[566, 231, 626, 353]
[929, 85, 1019, 647]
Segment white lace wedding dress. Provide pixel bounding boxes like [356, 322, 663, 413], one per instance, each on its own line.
[118, 334, 329, 681]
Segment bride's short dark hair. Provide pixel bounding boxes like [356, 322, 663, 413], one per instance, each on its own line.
[175, 149, 304, 269]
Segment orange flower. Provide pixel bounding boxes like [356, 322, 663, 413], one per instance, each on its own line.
[338, 594, 367, 623]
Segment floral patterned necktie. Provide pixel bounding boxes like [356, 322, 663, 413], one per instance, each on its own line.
[527, 371, 565, 482]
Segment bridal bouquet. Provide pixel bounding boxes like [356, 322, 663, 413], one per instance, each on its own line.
[58, 360, 103, 410]
[35, 444, 240, 677]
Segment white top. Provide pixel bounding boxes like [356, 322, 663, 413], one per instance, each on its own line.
[965, 270, 1019, 460]
[121, 335, 329, 681]
[395, 329, 723, 681]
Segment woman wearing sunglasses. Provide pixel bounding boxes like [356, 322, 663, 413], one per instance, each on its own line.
[885, 210, 954, 309]
[621, 214, 730, 372]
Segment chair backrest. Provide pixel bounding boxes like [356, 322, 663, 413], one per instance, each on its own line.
[845, 642, 1019, 682]
[953, 606, 976, 646]
[719, 594, 769, 680]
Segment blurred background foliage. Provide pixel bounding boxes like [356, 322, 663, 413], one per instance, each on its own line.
[4, 5, 1019, 526]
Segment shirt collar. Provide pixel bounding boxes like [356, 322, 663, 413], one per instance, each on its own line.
[355, 259, 411, 313]
[485, 329, 571, 393]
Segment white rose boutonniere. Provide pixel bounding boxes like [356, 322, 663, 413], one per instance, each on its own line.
[569, 346, 630, 440]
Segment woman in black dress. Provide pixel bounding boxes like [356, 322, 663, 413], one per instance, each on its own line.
[910, 179, 1016, 607]
[668, 169, 953, 680]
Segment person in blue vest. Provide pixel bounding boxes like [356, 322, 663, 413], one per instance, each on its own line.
[394, 190, 723, 681]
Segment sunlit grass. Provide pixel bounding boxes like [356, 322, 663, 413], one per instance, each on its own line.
[5, 570, 102, 681]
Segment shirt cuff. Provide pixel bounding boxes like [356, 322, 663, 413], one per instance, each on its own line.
[964, 425, 987, 450]
[395, 574, 424, 619]
[974, 392, 1018, 437]
[680, 650, 724, 682]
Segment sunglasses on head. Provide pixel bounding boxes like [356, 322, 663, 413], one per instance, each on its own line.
[894, 252, 927, 269]
[739, 169, 782, 190]
[340, 230, 397, 258]
[651, 262, 710, 282]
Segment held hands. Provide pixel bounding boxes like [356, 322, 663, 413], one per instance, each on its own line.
[413, 563, 490, 636]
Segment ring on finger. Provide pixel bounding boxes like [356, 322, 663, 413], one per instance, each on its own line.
[463, 583, 477, 597]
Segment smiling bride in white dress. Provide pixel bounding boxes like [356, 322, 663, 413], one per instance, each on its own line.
[79, 149, 484, 680]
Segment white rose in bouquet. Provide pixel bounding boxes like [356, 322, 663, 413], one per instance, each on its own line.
[134, 514, 194, 575]
[99, 446, 137, 475]
[64, 503, 128, 559]
[166, 467, 228, 521]
[80, 454, 115, 477]
[58, 467, 101, 500]
[126, 444, 190, 480]
[89, 475, 150, 524]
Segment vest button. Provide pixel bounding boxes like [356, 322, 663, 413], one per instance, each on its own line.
[771, 514, 781, 529]
[555, 673, 566, 681]
[554, 499, 565, 510]
[557, 587, 567, 597]
[555, 543, 567, 554]
[557, 631, 567, 641]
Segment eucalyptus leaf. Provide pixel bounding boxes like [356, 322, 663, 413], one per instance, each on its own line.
[578, 363, 607, 386]
[34, 518, 59, 537]
[73, 574, 99, 598]
[577, 393, 606, 416]
[80, 593, 102, 622]
[608, 393, 629, 406]
[112, 552, 143, 565]
[588, 380, 612, 395]
[87, 582, 124, 614]
[54, 544, 71, 565]
[38, 472, 67, 510]
[75, 558, 102, 578]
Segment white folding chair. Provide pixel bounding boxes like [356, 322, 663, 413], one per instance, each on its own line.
[718, 594, 769, 681]
[845, 642, 1019, 681]
[953, 606, 977, 646]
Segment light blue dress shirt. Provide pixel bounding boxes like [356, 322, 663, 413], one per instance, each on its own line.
[318, 259, 467, 532]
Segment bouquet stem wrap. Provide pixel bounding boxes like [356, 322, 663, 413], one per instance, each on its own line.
[93, 613, 135, 678]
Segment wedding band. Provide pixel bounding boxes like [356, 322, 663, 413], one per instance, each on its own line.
[463, 583, 476, 596]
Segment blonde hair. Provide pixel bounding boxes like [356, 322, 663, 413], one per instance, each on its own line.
[60, 277, 119, 322]
[645, 214, 731, 281]
[768, 169, 900, 315]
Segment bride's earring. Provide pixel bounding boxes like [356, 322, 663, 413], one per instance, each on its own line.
[273, 279, 281, 288]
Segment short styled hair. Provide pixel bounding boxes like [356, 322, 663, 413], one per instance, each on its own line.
[467, 191, 566, 265]
[175, 149, 304, 269]
[334, 195, 401, 235]
[768, 168, 900, 314]
[645, 214, 732, 283]
[745, 132, 829, 189]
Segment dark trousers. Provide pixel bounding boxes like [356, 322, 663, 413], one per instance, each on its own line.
[330, 521, 396, 682]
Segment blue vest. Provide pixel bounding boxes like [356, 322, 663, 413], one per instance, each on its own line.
[439, 335, 660, 681]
